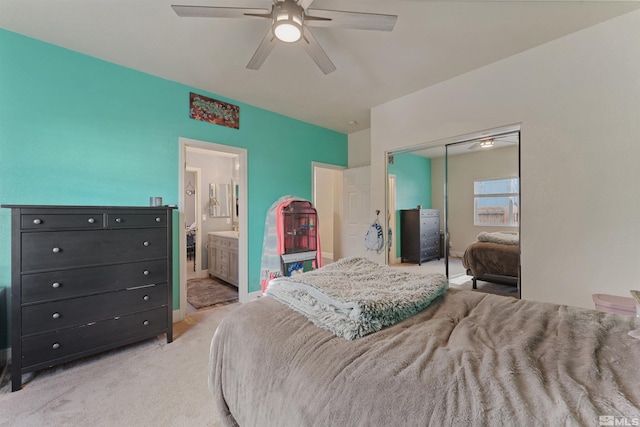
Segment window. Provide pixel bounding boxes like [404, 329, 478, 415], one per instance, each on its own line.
[474, 177, 519, 227]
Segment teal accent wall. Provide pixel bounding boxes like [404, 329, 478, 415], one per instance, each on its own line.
[388, 153, 432, 258]
[0, 29, 347, 349]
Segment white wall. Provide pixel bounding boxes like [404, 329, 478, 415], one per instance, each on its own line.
[348, 128, 371, 168]
[370, 10, 640, 309]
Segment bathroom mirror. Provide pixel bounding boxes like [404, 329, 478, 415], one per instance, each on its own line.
[209, 182, 231, 218]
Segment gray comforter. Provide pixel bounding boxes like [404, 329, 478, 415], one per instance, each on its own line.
[209, 289, 640, 426]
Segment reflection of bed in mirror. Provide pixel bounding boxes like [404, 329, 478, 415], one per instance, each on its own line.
[462, 231, 519, 289]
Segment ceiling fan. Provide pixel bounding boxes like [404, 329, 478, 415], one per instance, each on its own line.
[171, 0, 398, 74]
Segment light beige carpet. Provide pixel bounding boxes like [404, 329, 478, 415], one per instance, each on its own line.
[0, 304, 238, 427]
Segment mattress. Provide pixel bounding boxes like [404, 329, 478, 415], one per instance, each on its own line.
[209, 288, 640, 426]
[462, 240, 519, 281]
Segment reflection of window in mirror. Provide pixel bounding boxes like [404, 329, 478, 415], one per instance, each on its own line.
[473, 177, 519, 227]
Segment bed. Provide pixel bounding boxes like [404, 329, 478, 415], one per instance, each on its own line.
[209, 257, 640, 426]
[462, 232, 520, 289]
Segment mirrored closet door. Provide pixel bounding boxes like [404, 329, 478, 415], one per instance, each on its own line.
[386, 129, 521, 298]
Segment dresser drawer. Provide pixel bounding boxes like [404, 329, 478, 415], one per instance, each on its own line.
[21, 307, 167, 368]
[22, 283, 167, 336]
[420, 210, 439, 218]
[21, 228, 167, 271]
[21, 259, 167, 303]
[420, 228, 440, 239]
[21, 213, 104, 230]
[106, 213, 167, 228]
[420, 246, 439, 261]
[420, 236, 439, 249]
[420, 217, 439, 230]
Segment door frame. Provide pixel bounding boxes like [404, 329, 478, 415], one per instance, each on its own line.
[177, 137, 248, 322]
[312, 162, 346, 262]
[387, 174, 399, 265]
[185, 166, 202, 276]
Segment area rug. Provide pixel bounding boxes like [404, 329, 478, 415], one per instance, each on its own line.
[187, 277, 238, 309]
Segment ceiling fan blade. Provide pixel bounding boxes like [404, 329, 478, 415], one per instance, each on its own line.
[297, 0, 315, 10]
[246, 29, 277, 71]
[301, 28, 336, 75]
[171, 5, 270, 19]
[305, 9, 397, 31]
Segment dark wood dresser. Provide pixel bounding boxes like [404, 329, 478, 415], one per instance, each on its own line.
[400, 209, 441, 265]
[2, 205, 173, 392]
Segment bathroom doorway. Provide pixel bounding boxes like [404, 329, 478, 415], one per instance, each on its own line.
[178, 137, 248, 321]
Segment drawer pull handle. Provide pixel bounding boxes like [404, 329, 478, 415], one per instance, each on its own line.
[143, 241, 150, 247]
[52, 343, 60, 350]
[52, 282, 60, 288]
[143, 270, 150, 276]
[52, 247, 61, 253]
[143, 320, 149, 326]
[33, 219, 42, 225]
[155, 217, 161, 223]
[143, 295, 150, 301]
[87, 217, 96, 224]
[115, 217, 122, 223]
[52, 312, 60, 319]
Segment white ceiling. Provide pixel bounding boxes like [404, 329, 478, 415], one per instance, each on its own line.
[2, 0, 639, 134]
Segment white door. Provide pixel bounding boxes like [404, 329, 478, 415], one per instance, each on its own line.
[340, 166, 371, 259]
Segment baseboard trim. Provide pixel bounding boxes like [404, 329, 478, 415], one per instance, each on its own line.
[321, 251, 333, 261]
[247, 290, 261, 302]
[450, 251, 464, 258]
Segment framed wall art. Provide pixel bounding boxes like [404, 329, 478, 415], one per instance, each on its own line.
[189, 92, 239, 129]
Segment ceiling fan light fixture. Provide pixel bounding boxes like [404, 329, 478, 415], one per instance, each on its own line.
[273, 1, 303, 43]
[479, 138, 495, 148]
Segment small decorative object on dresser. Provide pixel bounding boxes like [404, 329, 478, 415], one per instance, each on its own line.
[400, 208, 440, 265]
[1, 205, 174, 392]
